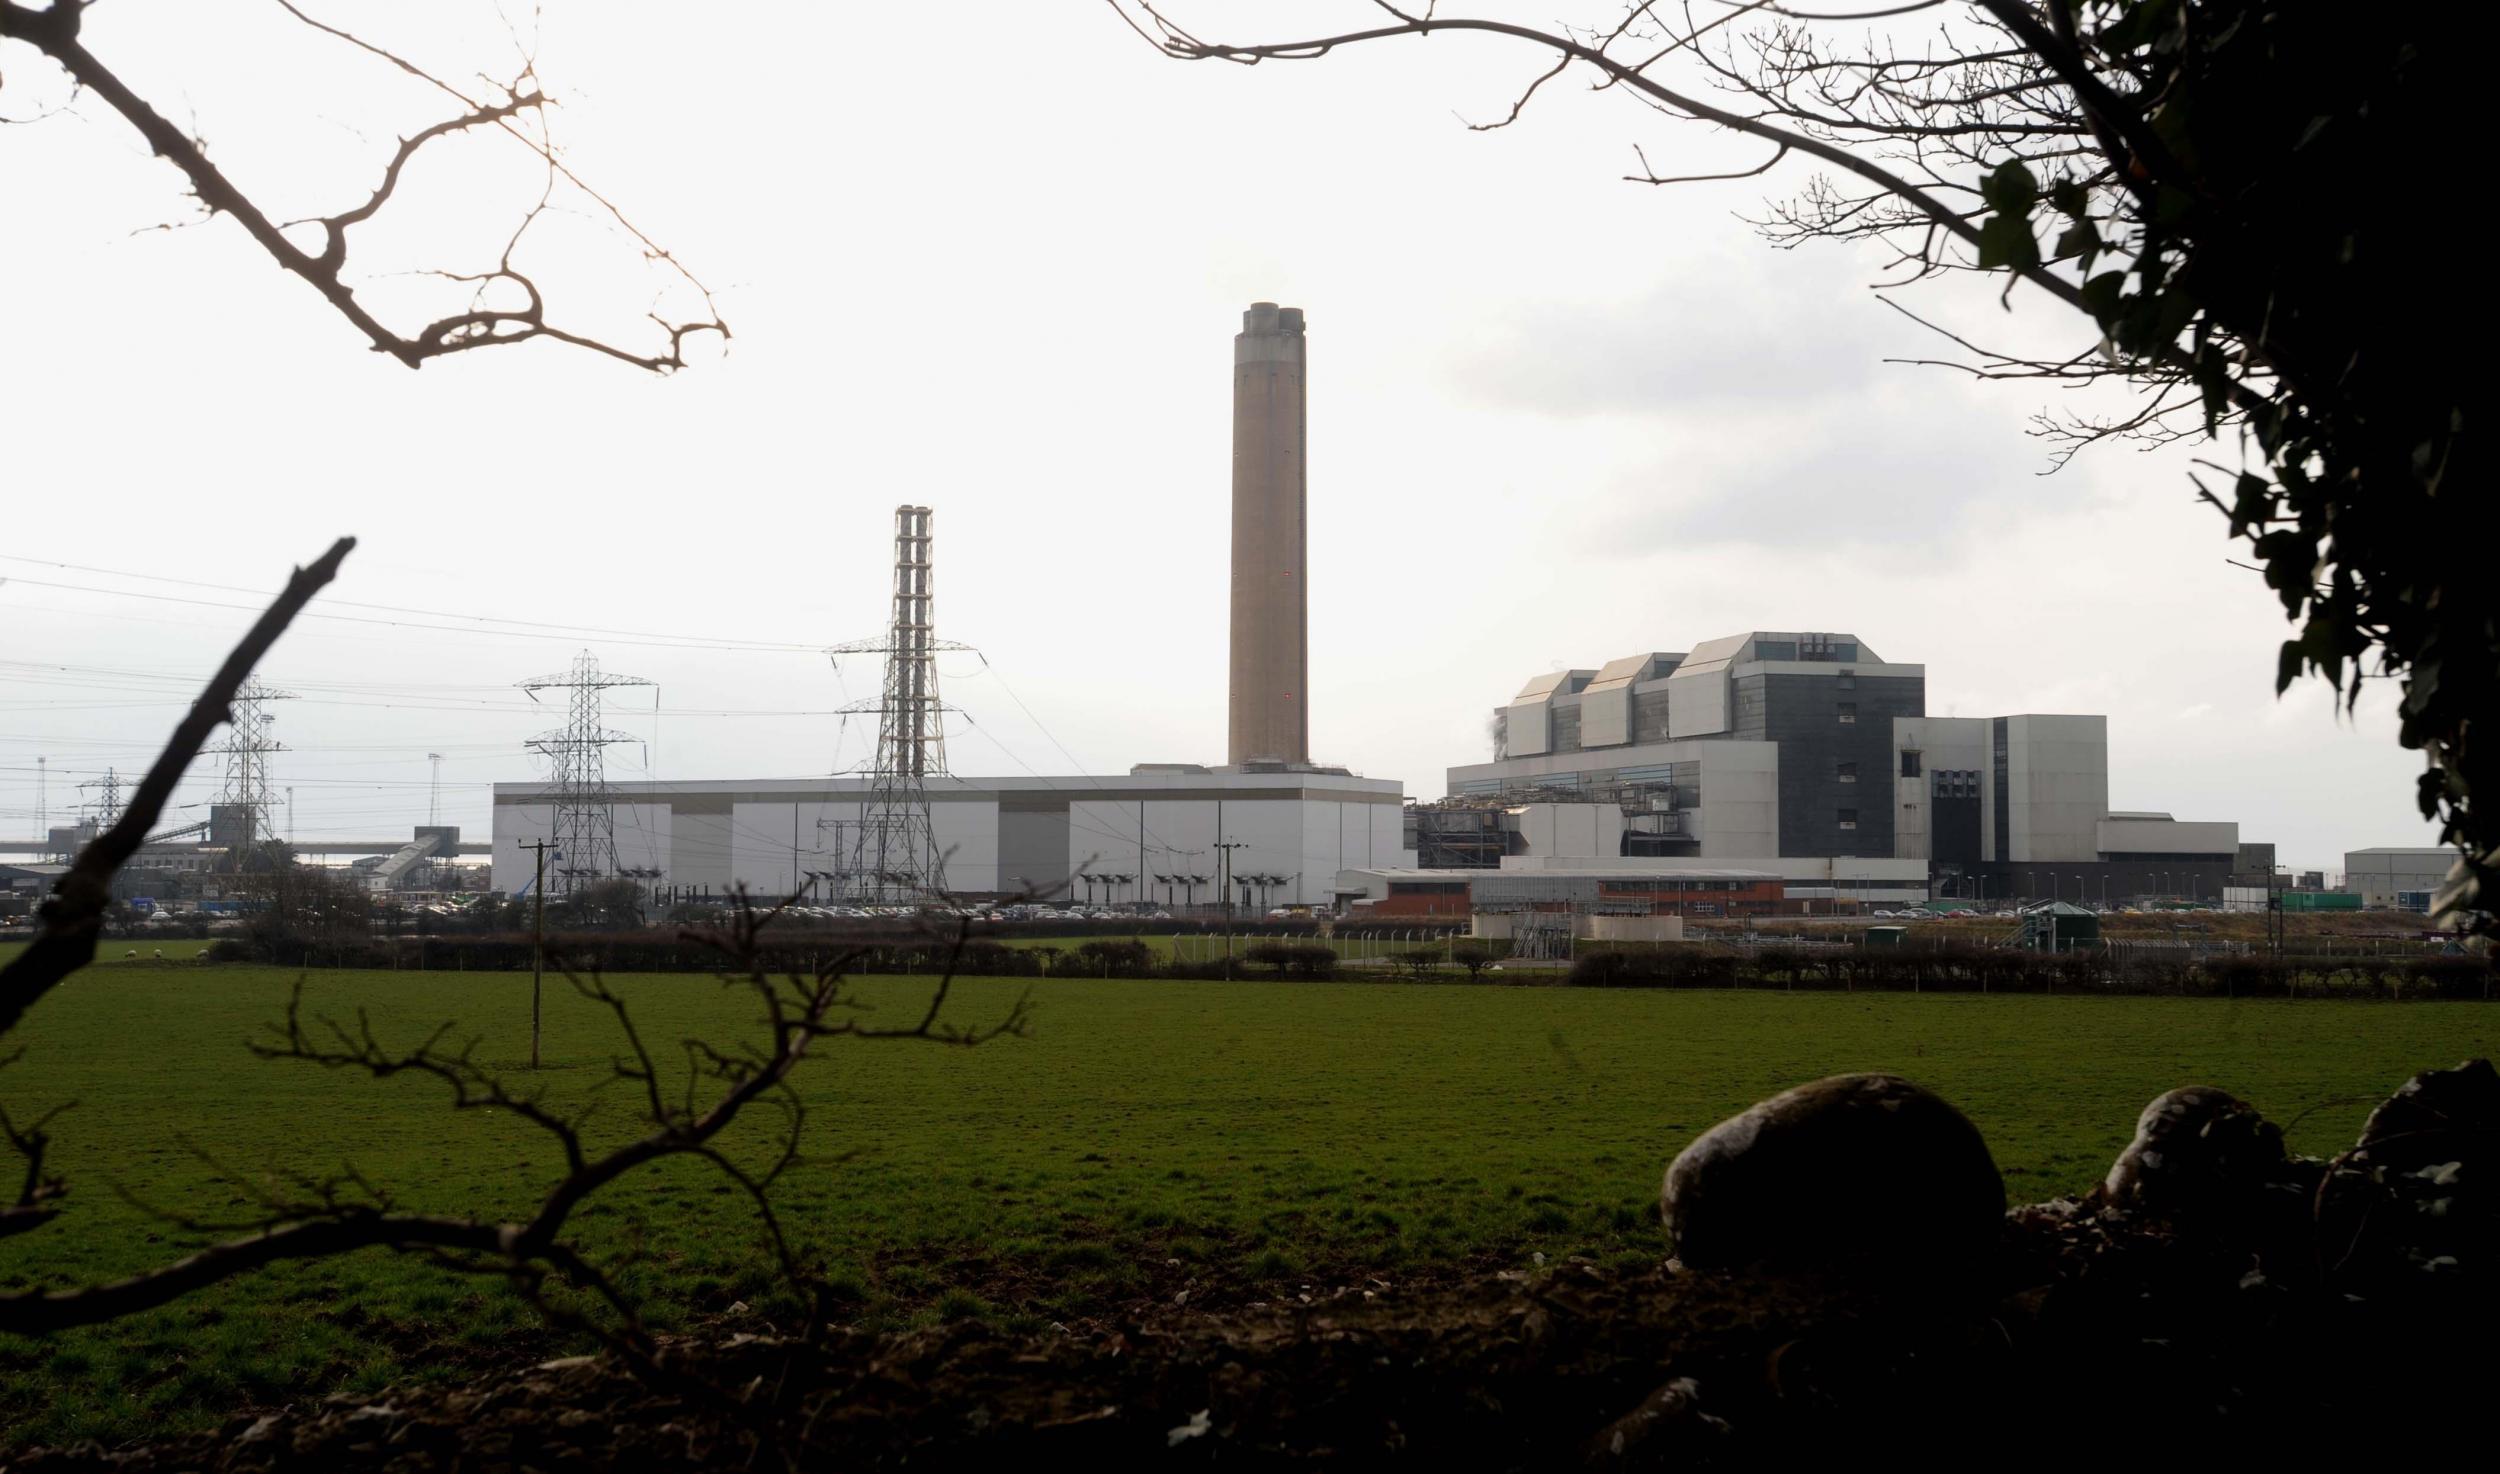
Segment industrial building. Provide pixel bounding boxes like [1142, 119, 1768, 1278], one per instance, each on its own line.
[11, 803, 482, 907]
[1423, 630, 2246, 905]
[0, 862, 67, 920]
[1340, 866, 1783, 920]
[2223, 885, 2362, 914]
[2342, 847, 2456, 910]
[492, 770, 1406, 909]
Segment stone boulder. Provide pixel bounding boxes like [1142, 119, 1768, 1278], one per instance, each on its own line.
[2097, 1085, 2295, 1218]
[1661, 1073, 2004, 1286]
[2318, 1058, 2496, 1301]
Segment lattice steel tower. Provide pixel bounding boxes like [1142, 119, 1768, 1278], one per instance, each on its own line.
[207, 677, 292, 860]
[518, 651, 652, 897]
[826, 505, 967, 905]
[78, 767, 124, 829]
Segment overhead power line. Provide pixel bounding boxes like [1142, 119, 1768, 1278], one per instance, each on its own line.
[0, 570, 826, 653]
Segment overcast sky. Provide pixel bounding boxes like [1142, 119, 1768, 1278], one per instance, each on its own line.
[0, 1, 2440, 875]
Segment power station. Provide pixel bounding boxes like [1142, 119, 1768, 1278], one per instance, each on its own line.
[0, 302, 2424, 917]
[489, 302, 1415, 907]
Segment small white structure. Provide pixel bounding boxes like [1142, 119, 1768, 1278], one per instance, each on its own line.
[1470, 910, 1685, 944]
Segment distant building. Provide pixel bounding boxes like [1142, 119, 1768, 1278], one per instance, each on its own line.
[1341, 865, 1784, 921]
[0, 862, 68, 919]
[2342, 847, 2456, 908]
[2224, 886, 2361, 914]
[493, 772, 1412, 909]
[1439, 630, 2246, 904]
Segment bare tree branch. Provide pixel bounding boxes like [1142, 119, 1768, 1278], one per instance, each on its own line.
[1, 908, 1027, 1337]
[0, 537, 355, 1036]
[0, 1, 724, 371]
[1120, 5, 2102, 323]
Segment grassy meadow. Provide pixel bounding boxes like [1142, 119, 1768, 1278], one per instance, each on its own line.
[1, 959, 2491, 1447]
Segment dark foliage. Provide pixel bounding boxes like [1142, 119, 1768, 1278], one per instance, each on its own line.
[1243, 942, 1340, 978]
[1125, 1, 2490, 922]
[1568, 943, 2494, 999]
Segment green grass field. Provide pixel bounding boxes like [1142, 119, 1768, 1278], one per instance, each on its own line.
[1, 962, 2491, 1448]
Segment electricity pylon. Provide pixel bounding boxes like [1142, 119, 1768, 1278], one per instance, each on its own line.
[826, 505, 969, 906]
[518, 652, 651, 897]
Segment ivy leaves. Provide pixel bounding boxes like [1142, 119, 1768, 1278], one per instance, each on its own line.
[1968, 2, 2485, 920]
[1976, 160, 2042, 272]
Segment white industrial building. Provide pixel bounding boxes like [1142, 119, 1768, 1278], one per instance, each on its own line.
[1429, 630, 2247, 905]
[2342, 847, 2457, 909]
[492, 769, 1412, 908]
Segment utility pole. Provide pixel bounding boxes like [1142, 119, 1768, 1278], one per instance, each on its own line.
[1214, 835, 1249, 978]
[521, 838, 558, 1069]
[2266, 863, 2285, 959]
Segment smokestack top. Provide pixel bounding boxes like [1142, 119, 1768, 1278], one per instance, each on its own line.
[1241, 302, 1305, 335]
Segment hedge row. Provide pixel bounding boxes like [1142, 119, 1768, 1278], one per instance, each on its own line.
[205, 933, 1334, 982]
[199, 931, 2494, 999]
[1568, 944, 2495, 999]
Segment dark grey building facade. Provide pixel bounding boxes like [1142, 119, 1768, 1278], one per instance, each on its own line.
[1735, 669, 1925, 859]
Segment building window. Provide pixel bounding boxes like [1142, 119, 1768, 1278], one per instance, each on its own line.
[1901, 750, 1922, 778]
[1837, 702, 1857, 724]
[1837, 669, 1856, 690]
[1838, 808, 1858, 829]
[1837, 761, 1858, 783]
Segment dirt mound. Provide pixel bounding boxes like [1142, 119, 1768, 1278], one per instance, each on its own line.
[7, 1216, 2483, 1470]
[11, 1062, 2490, 1470]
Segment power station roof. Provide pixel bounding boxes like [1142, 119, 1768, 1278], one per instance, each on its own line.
[1670, 633, 1752, 680]
[1679, 632, 1885, 678]
[1512, 669, 1595, 702]
[1586, 652, 1684, 691]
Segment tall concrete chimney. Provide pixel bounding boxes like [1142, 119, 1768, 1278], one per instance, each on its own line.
[1228, 301, 1309, 767]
